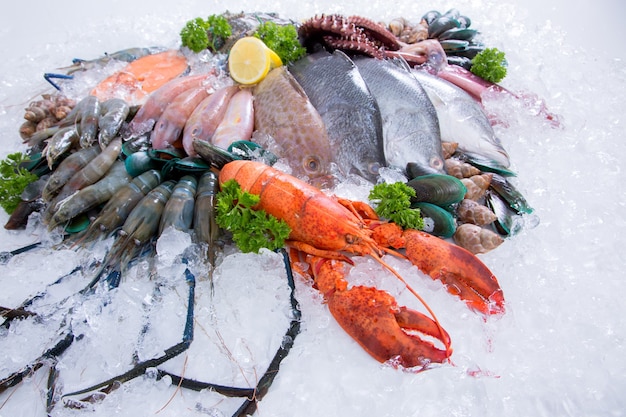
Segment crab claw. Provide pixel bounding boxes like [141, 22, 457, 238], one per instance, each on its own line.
[310, 256, 452, 369]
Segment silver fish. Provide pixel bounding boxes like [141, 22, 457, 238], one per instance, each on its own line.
[411, 69, 510, 170]
[353, 57, 445, 176]
[289, 50, 385, 182]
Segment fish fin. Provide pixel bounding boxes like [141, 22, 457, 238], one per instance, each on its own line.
[284, 67, 312, 102]
[331, 50, 357, 67]
[386, 56, 412, 72]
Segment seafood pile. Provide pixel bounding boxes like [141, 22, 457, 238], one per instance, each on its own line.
[389, 9, 486, 69]
[1, 9, 551, 416]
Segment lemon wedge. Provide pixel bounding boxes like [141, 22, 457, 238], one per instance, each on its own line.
[228, 37, 283, 85]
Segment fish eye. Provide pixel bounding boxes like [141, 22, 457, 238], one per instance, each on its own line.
[431, 156, 444, 171]
[304, 156, 321, 174]
[369, 162, 382, 175]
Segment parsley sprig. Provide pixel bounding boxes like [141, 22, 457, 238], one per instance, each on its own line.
[470, 47, 507, 83]
[253, 21, 306, 64]
[0, 152, 38, 214]
[368, 182, 424, 230]
[180, 14, 232, 53]
[216, 179, 291, 253]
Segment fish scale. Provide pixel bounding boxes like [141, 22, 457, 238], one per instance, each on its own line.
[289, 50, 385, 182]
[353, 56, 445, 177]
[253, 66, 333, 181]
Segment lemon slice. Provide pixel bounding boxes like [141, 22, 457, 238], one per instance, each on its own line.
[228, 37, 283, 85]
[267, 48, 283, 68]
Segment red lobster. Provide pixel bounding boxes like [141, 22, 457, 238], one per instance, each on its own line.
[219, 160, 504, 369]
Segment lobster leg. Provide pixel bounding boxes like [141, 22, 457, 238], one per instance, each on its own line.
[308, 256, 451, 369]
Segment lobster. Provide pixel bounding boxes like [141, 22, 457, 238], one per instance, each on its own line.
[219, 160, 504, 369]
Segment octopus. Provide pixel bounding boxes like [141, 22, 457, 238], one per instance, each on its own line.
[298, 14, 446, 67]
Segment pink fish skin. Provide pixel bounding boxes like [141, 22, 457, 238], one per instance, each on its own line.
[182, 85, 239, 156]
[211, 88, 254, 150]
[126, 73, 212, 138]
[150, 86, 210, 149]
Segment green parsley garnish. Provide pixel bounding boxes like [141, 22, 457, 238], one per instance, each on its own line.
[0, 152, 39, 215]
[470, 47, 508, 83]
[368, 182, 424, 230]
[180, 14, 232, 53]
[253, 21, 306, 64]
[216, 179, 291, 253]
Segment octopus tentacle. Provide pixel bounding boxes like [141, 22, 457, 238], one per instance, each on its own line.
[323, 35, 384, 58]
[348, 15, 401, 51]
[299, 14, 400, 59]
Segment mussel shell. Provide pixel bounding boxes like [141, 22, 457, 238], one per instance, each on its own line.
[193, 139, 238, 169]
[124, 150, 158, 177]
[490, 173, 534, 214]
[147, 147, 186, 163]
[440, 39, 470, 53]
[446, 56, 473, 70]
[121, 134, 150, 156]
[454, 44, 485, 59]
[64, 212, 91, 234]
[428, 16, 461, 38]
[407, 162, 443, 178]
[228, 140, 278, 166]
[438, 27, 478, 41]
[407, 173, 467, 207]
[20, 176, 48, 201]
[457, 152, 517, 177]
[422, 10, 442, 25]
[162, 157, 211, 178]
[457, 15, 471, 29]
[485, 190, 523, 236]
[412, 202, 456, 238]
[19, 151, 51, 177]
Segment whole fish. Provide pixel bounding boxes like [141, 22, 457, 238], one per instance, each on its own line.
[411, 69, 511, 170]
[289, 50, 385, 182]
[151, 85, 210, 150]
[211, 88, 254, 150]
[125, 73, 212, 138]
[253, 66, 333, 181]
[182, 85, 238, 157]
[353, 57, 445, 177]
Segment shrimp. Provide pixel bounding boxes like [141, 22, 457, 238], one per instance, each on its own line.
[47, 137, 122, 219]
[159, 175, 197, 234]
[47, 161, 132, 230]
[43, 126, 79, 169]
[98, 98, 130, 148]
[42, 146, 101, 202]
[193, 171, 219, 267]
[104, 180, 176, 272]
[78, 95, 100, 148]
[83, 169, 162, 239]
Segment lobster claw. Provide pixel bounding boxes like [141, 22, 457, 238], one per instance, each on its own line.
[309, 256, 452, 369]
[371, 223, 505, 315]
[403, 229, 505, 315]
